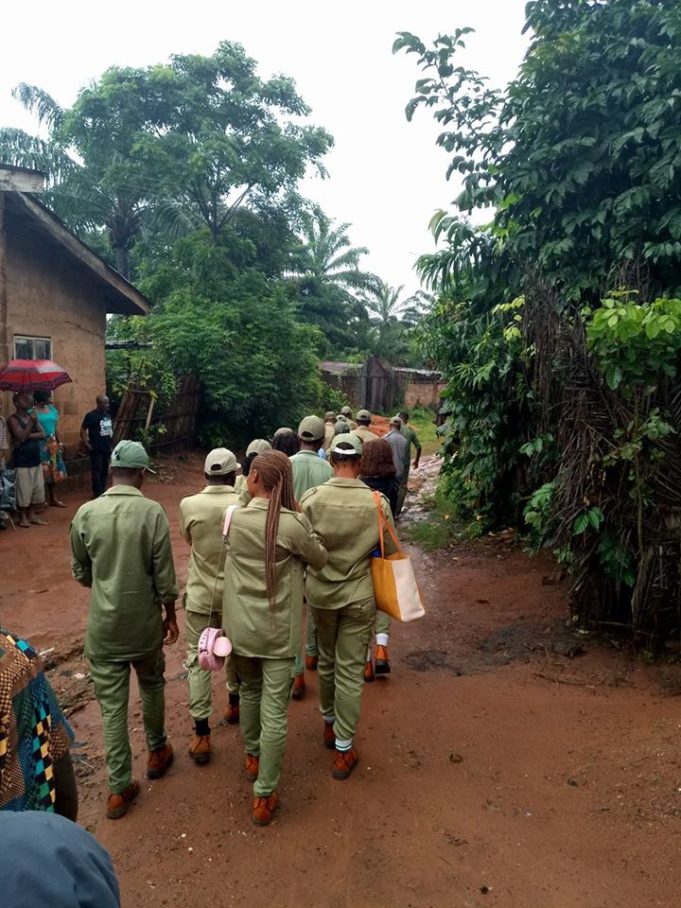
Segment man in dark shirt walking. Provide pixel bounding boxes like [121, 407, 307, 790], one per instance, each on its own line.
[80, 395, 113, 498]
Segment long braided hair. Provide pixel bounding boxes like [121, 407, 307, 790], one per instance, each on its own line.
[251, 450, 296, 607]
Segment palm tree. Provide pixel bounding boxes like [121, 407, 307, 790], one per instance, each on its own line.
[287, 210, 378, 352]
[0, 84, 145, 278]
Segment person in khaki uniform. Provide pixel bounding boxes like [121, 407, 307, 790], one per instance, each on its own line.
[323, 412, 336, 452]
[398, 410, 422, 515]
[235, 439, 271, 502]
[340, 405, 358, 430]
[351, 409, 379, 446]
[70, 441, 178, 820]
[300, 433, 398, 780]
[179, 448, 242, 764]
[222, 451, 327, 826]
[289, 416, 333, 698]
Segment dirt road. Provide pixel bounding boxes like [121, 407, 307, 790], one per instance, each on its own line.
[1, 455, 679, 907]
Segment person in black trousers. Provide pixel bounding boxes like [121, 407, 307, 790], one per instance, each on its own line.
[80, 395, 114, 498]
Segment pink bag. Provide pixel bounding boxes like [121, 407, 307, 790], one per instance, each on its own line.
[198, 627, 232, 672]
[196, 504, 238, 672]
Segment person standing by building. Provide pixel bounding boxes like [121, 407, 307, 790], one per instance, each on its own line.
[351, 409, 379, 446]
[385, 417, 410, 516]
[80, 395, 113, 498]
[7, 392, 47, 528]
[33, 390, 66, 508]
[289, 416, 333, 698]
[398, 410, 422, 515]
[70, 440, 178, 820]
[301, 434, 398, 780]
[179, 448, 242, 763]
[222, 451, 327, 826]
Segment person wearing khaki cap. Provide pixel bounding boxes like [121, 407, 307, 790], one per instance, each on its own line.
[323, 411, 336, 452]
[235, 439, 271, 499]
[69, 439, 177, 819]
[289, 416, 334, 697]
[351, 409, 379, 446]
[340, 405, 358, 431]
[179, 448, 242, 762]
[300, 433, 399, 780]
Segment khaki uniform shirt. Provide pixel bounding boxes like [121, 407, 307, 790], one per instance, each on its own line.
[351, 425, 379, 446]
[300, 478, 398, 610]
[179, 485, 241, 615]
[70, 486, 178, 660]
[323, 422, 335, 451]
[222, 498, 327, 659]
[290, 450, 333, 501]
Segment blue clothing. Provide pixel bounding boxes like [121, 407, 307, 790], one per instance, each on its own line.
[0, 811, 120, 907]
[35, 404, 59, 439]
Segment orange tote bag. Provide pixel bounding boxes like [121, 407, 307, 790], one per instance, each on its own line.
[370, 492, 425, 622]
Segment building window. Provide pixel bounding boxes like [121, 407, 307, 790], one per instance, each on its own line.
[13, 336, 52, 360]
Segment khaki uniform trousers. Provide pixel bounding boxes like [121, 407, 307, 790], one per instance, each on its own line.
[313, 596, 376, 742]
[184, 609, 239, 720]
[89, 650, 167, 794]
[231, 655, 295, 797]
[293, 604, 318, 675]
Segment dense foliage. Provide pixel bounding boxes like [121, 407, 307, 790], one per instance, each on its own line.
[1, 41, 424, 440]
[398, 0, 681, 642]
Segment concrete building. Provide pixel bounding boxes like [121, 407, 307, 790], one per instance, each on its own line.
[0, 165, 148, 452]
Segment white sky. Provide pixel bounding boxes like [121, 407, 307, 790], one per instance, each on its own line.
[0, 0, 529, 296]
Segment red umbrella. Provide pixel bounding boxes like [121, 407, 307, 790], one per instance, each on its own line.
[0, 359, 73, 392]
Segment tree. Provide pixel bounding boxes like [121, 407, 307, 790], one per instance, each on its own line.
[288, 210, 378, 353]
[0, 42, 332, 278]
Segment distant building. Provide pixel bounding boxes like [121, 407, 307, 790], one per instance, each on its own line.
[0, 165, 149, 451]
[320, 356, 446, 412]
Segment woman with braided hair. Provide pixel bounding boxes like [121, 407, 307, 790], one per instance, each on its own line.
[222, 450, 327, 826]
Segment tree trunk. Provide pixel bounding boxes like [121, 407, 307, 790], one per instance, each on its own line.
[114, 244, 130, 280]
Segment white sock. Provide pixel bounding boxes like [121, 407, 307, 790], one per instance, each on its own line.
[376, 633, 389, 647]
[336, 737, 352, 752]
[366, 646, 372, 662]
[323, 715, 335, 725]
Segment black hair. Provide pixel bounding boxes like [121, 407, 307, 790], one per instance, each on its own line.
[272, 431, 300, 457]
[399, 410, 409, 421]
[34, 390, 50, 405]
[329, 441, 362, 466]
[241, 452, 259, 477]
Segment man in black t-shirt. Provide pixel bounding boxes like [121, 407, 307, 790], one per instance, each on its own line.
[80, 395, 114, 498]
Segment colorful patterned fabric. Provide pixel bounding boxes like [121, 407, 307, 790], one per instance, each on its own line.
[0, 630, 73, 812]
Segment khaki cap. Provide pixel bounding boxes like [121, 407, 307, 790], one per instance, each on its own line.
[204, 447, 238, 476]
[390, 415, 402, 427]
[331, 432, 363, 455]
[333, 419, 350, 435]
[324, 411, 336, 421]
[340, 406, 353, 418]
[273, 427, 294, 437]
[246, 438, 272, 457]
[298, 415, 325, 441]
[111, 439, 155, 472]
[356, 409, 371, 421]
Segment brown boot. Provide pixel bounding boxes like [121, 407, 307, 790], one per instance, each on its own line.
[189, 734, 211, 765]
[291, 673, 305, 700]
[224, 692, 240, 724]
[333, 748, 359, 780]
[147, 743, 174, 779]
[363, 659, 375, 683]
[253, 792, 279, 826]
[374, 644, 391, 675]
[304, 654, 318, 671]
[245, 753, 260, 782]
[106, 780, 140, 819]
[323, 721, 335, 750]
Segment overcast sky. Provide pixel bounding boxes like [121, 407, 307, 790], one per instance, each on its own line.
[0, 0, 529, 295]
